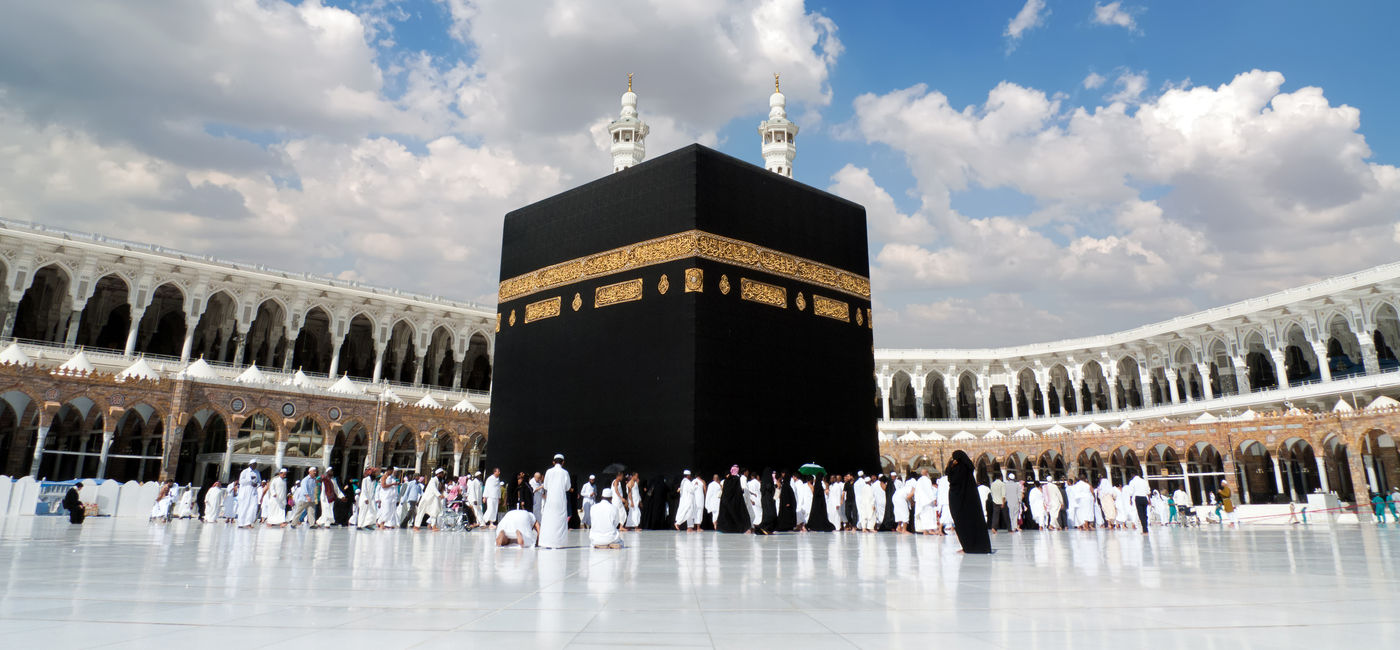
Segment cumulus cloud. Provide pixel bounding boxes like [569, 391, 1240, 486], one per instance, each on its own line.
[1083, 72, 1107, 89]
[1092, 2, 1140, 32]
[1005, 0, 1049, 48]
[0, 0, 841, 306]
[854, 70, 1400, 346]
[1106, 70, 1149, 103]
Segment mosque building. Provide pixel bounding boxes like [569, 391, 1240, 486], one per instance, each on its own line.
[0, 78, 1396, 516]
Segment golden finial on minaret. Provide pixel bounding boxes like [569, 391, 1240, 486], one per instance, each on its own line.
[628, 73, 633, 92]
[774, 73, 780, 93]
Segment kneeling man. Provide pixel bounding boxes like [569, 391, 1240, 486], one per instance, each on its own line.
[495, 508, 539, 548]
[590, 488, 623, 549]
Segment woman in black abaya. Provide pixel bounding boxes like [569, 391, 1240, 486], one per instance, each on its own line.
[716, 466, 751, 533]
[806, 475, 834, 532]
[946, 450, 993, 553]
[776, 472, 797, 532]
[754, 469, 778, 535]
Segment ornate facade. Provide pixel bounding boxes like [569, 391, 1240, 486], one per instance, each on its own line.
[0, 219, 494, 485]
[874, 262, 1400, 508]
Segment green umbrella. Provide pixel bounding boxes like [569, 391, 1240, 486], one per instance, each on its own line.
[798, 463, 825, 476]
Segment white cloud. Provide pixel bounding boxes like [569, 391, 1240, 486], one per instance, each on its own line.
[1083, 72, 1107, 90]
[0, 0, 842, 307]
[1092, 2, 1140, 31]
[853, 70, 1400, 346]
[1106, 70, 1149, 103]
[827, 165, 936, 244]
[1005, 0, 1049, 48]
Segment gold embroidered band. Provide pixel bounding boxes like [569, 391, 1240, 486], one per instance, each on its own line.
[524, 296, 561, 323]
[812, 295, 849, 322]
[740, 278, 786, 308]
[594, 278, 644, 308]
[498, 230, 870, 303]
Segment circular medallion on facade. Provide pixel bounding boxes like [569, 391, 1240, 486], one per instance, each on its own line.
[328, 406, 341, 421]
[796, 292, 806, 311]
[1175, 440, 1186, 448]
[571, 293, 582, 311]
[658, 274, 670, 295]
[44, 388, 60, 401]
[1135, 441, 1146, 450]
[111, 394, 125, 406]
[719, 275, 731, 295]
[281, 402, 296, 417]
[230, 398, 245, 413]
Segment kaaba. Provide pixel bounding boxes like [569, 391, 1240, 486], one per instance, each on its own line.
[488, 144, 878, 478]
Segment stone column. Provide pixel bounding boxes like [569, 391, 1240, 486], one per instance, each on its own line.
[122, 308, 145, 357]
[979, 374, 991, 421]
[29, 412, 53, 478]
[1357, 339, 1380, 376]
[179, 317, 198, 362]
[414, 450, 424, 474]
[274, 441, 287, 474]
[221, 438, 235, 483]
[328, 343, 342, 377]
[453, 451, 463, 476]
[63, 309, 82, 347]
[1345, 446, 1373, 522]
[1269, 349, 1288, 389]
[322, 443, 334, 470]
[96, 421, 116, 479]
[414, 352, 427, 386]
[371, 347, 386, 383]
[1271, 456, 1286, 501]
[879, 381, 891, 421]
[450, 349, 465, 391]
[1314, 454, 1330, 493]
[1196, 362, 1214, 400]
[232, 327, 249, 366]
[1107, 375, 1120, 412]
[911, 374, 925, 419]
[1, 300, 19, 338]
[283, 321, 301, 372]
[1310, 341, 1332, 382]
[1231, 356, 1251, 393]
[1137, 370, 1152, 406]
[1038, 372, 1051, 416]
[1009, 387, 1020, 420]
[1164, 368, 1180, 404]
[945, 383, 957, 419]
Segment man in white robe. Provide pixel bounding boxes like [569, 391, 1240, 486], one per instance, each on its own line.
[1068, 475, 1094, 529]
[203, 482, 224, 523]
[705, 474, 722, 527]
[854, 473, 873, 531]
[744, 471, 763, 526]
[688, 475, 705, 530]
[417, 468, 446, 530]
[482, 468, 502, 527]
[579, 475, 597, 528]
[1028, 482, 1046, 528]
[1045, 482, 1065, 530]
[173, 485, 195, 518]
[674, 470, 697, 530]
[263, 468, 288, 527]
[589, 488, 623, 548]
[538, 454, 572, 548]
[496, 509, 538, 547]
[355, 469, 378, 529]
[936, 475, 953, 530]
[466, 472, 484, 527]
[913, 469, 937, 534]
[317, 468, 343, 527]
[893, 476, 912, 532]
[827, 478, 844, 527]
[794, 476, 811, 527]
[529, 472, 544, 521]
[235, 462, 262, 528]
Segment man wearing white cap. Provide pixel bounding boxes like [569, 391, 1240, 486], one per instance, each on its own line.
[465, 471, 484, 527]
[674, 470, 697, 531]
[316, 467, 343, 527]
[482, 468, 502, 528]
[235, 461, 262, 528]
[416, 468, 445, 530]
[854, 471, 873, 531]
[538, 454, 572, 548]
[579, 475, 597, 528]
[263, 468, 289, 527]
[590, 487, 622, 548]
[688, 472, 705, 531]
[289, 466, 320, 528]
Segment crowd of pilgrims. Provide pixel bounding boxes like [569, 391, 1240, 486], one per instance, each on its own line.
[147, 450, 1209, 552]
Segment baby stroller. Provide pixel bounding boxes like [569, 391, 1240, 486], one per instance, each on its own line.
[438, 496, 472, 531]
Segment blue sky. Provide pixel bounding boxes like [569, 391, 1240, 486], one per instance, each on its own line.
[2, 1, 1398, 348]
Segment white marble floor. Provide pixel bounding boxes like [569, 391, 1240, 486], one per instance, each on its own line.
[1, 517, 1397, 649]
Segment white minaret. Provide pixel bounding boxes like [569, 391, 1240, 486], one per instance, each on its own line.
[607, 73, 649, 172]
[758, 73, 798, 178]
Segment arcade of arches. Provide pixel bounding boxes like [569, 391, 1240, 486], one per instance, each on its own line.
[0, 363, 489, 487]
[1, 265, 493, 393]
[879, 408, 1400, 517]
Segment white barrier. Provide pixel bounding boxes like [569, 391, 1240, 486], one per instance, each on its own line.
[0, 477, 164, 518]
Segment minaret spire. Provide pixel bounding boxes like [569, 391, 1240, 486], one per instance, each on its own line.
[759, 73, 798, 178]
[607, 74, 649, 172]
